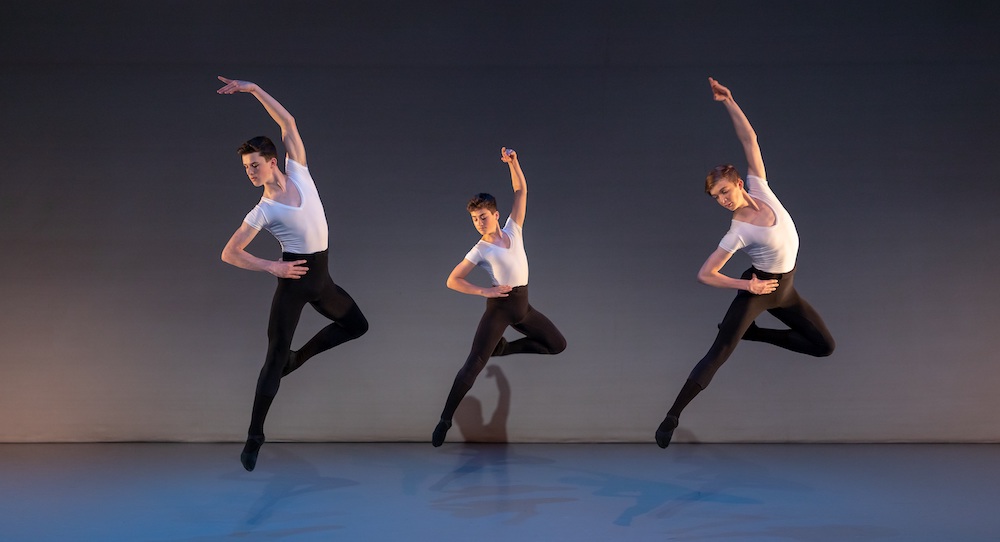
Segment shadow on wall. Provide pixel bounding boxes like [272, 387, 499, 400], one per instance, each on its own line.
[454, 365, 510, 443]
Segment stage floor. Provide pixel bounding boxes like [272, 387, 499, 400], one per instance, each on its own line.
[2, 442, 996, 541]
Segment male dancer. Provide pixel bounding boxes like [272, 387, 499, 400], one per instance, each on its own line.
[218, 76, 368, 470]
[432, 147, 567, 447]
[655, 78, 835, 448]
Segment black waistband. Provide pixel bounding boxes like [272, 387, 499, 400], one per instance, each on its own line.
[751, 267, 794, 280]
[282, 249, 328, 261]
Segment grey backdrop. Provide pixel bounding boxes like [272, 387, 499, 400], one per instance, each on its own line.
[2, 1, 998, 443]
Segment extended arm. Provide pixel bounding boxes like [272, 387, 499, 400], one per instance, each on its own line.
[446, 259, 513, 298]
[217, 76, 307, 166]
[221, 222, 308, 279]
[501, 147, 527, 227]
[697, 247, 778, 294]
[709, 77, 765, 180]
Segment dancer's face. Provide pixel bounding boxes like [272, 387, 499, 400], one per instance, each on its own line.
[241, 152, 277, 187]
[709, 179, 745, 211]
[470, 207, 501, 237]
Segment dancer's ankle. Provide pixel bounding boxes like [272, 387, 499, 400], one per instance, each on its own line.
[431, 419, 452, 447]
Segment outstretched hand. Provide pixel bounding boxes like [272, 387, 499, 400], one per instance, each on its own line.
[216, 76, 257, 95]
[748, 274, 778, 295]
[708, 77, 732, 101]
[270, 259, 309, 279]
[500, 147, 517, 163]
[483, 285, 513, 298]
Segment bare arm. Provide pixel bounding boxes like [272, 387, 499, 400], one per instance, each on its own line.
[696, 247, 778, 294]
[709, 77, 765, 180]
[446, 259, 513, 298]
[217, 76, 307, 166]
[221, 222, 308, 279]
[500, 147, 526, 227]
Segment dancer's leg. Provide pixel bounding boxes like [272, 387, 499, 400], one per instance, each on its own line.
[243, 280, 307, 470]
[656, 288, 764, 448]
[688, 293, 764, 389]
[284, 281, 369, 376]
[434, 302, 511, 446]
[498, 304, 567, 356]
[753, 293, 835, 356]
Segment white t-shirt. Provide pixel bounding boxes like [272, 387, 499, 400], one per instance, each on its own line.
[718, 175, 799, 274]
[243, 158, 329, 254]
[464, 216, 529, 287]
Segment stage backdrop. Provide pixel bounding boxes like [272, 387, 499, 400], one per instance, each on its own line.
[2, 1, 998, 443]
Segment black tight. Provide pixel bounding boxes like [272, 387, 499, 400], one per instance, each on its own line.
[667, 267, 834, 419]
[439, 285, 566, 422]
[247, 250, 368, 438]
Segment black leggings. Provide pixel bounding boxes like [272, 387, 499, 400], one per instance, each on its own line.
[439, 285, 566, 421]
[689, 266, 835, 388]
[247, 250, 368, 438]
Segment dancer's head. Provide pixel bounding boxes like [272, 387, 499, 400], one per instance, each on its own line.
[238, 136, 277, 161]
[467, 193, 501, 236]
[237, 136, 279, 187]
[705, 164, 746, 211]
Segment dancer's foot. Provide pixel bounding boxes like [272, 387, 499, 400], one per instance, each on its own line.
[655, 415, 679, 449]
[282, 350, 302, 377]
[241, 435, 265, 471]
[491, 337, 509, 357]
[432, 419, 452, 447]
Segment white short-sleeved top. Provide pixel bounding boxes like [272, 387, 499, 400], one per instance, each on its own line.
[718, 175, 799, 274]
[464, 216, 529, 287]
[243, 158, 329, 254]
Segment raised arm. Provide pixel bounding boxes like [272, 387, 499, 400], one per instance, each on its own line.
[709, 77, 765, 180]
[217, 76, 306, 166]
[500, 147, 526, 227]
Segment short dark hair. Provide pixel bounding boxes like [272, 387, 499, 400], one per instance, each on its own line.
[237, 136, 278, 161]
[467, 193, 497, 213]
[705, 164, 741, 194]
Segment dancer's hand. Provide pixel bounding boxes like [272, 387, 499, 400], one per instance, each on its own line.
[500, 147, 517, 163]
[483, 285, 513, 298]
[216, 76, 258, 95]
[709, 77, 732, 101]
[269, 259, 308, 279]
[748, 274, 778, 295]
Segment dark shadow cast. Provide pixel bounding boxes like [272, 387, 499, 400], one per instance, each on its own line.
[454, 364, 510, 444]
[558, 469, 757, 527]
[221, 444, 358, 534]
[428, 443, 575, 525]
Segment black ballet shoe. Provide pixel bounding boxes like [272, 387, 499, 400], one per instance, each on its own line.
[491, 337, 509, 357]
[240, 435, 265, 471]
[281, 351, 301, 377]
[655, 415, 679, 449]
[432, 419, 452, 447]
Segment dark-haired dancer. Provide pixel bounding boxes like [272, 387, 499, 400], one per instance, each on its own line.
[655, 78, 835, 448]
[217, 76, 368, 470]
[432, 148, 567, 447]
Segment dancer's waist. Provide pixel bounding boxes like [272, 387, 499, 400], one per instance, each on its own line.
[751, 266, 795, 280]
[282, 250, 328, 262]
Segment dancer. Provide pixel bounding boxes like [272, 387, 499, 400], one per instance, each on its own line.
[432, 147, 567, 447]
[655, 78, 835, 448]
[217, 76, 368, 470]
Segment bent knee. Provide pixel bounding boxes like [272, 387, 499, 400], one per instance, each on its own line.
[345, 313, 369, 339]
[353, 317, 370, 338]
[813, 338, 835, 357]
[548, 336, 567, 355]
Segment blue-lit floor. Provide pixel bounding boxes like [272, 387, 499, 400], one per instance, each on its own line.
[2, 442, 997, 541]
